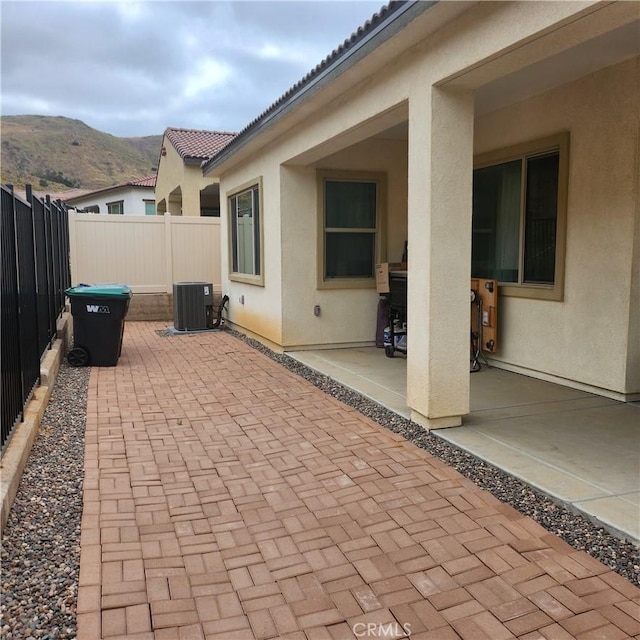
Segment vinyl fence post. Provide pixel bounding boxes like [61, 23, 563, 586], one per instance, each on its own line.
[164, 212, 173, 294]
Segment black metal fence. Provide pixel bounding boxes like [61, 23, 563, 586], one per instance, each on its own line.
[1, 184, 70, 453]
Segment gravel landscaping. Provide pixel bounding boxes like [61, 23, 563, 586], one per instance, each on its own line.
[1, 327, 637, 638]
[1, 361, 88, 640]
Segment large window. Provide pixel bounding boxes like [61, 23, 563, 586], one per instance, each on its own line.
[319, 171, 385, 287]
[472, 133, 568, 300]
[107, 200, 124, 215]
[229, 181, 262, 283]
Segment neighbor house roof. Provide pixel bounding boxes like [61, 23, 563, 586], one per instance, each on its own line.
[130, 174, 157, 188]
[62, 174, 157, 203]
[164, 128, 237, 163]
[203, 0, 432, 173]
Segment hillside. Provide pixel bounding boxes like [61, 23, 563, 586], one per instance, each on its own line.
[0, 115, 162, 192]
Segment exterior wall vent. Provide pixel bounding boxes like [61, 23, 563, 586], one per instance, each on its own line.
[173, 282, 214, 331]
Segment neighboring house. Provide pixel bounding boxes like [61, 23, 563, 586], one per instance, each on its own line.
[155, 127, 236, 217]
[62, 175, 157, 215]
[203, 1, 640, 430]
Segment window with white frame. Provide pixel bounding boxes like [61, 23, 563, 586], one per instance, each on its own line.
[229, 182, 262, 281]
[107, 200, 124, 215]
[472, 133, 568, 300]
[320, 172, 384, 285]
[144, 200, 156, 216]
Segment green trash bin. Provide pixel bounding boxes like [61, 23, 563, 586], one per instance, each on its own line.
[65, 284, 132, 367]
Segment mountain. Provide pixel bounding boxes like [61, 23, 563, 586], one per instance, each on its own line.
[0, 115, 163, 192]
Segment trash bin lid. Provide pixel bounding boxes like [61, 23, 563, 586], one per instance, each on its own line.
[66, 284, 132, 298]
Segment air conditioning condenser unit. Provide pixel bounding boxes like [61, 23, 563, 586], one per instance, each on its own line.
[173, 282, 214, 331]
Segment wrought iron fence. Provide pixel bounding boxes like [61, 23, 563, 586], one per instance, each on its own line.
[1, 184, 70, 453]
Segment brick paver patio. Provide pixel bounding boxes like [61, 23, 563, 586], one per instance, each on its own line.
[77, 322, 640, 639]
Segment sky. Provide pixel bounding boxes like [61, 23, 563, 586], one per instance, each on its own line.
[1, 0, 385, 138]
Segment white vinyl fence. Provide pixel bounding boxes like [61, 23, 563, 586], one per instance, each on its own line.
[68, 213, 221, 293]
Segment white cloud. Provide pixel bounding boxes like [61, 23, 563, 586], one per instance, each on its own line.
[115, 2, 144, 21]
[183, 57, 233, 100]
[0, 1, 384, 136]
[255, 42, 311, 65]
[2, 94, 54, 115]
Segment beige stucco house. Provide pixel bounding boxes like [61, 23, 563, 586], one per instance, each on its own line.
[203, 1, 640, 430]
[155, 127, 236, 217]
[63, 174, 156, 215]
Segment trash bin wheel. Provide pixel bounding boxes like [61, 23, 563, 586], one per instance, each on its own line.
[384, 345, 395, 358]
[68, 346, 90, 367]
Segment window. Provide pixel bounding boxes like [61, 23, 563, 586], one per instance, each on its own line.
[319, 171, 385, 287]
[229, 181, 262, 283]
[201, 208, 220, 217]
[107, 200, 124, 215]
[472, 133, 568, 300]
[144, 200, 156, 216]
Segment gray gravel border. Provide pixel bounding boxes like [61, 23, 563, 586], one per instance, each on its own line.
[1, 361, 88, 640]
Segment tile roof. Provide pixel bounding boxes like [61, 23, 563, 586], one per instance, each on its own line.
[55, 188, 93, 202]
[204, 1, 407, 170]
[245, 2, 400, 129]
[129, 174, 157, 187]
[164, 128, 237, 161]
[62, 174, 156, 202]
[9, 187, 78, 203]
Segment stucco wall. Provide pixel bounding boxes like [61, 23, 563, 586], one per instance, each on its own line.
[155, 141, 183, 213]
[155, 140, 219, 216]
[626, 175, 640, 394]
[281, 138, 408, 348]
[221, 54, 638, 395]
[220, 136, 408, 348]
[214, 1, 638, 404]
[181, 164, 207, 216]
[220, 158, 285, 345]
[474, 57, 640, 395]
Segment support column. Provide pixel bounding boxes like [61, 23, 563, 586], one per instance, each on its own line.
[182, 179, 201, 217]
[406, 85, 474, 429]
